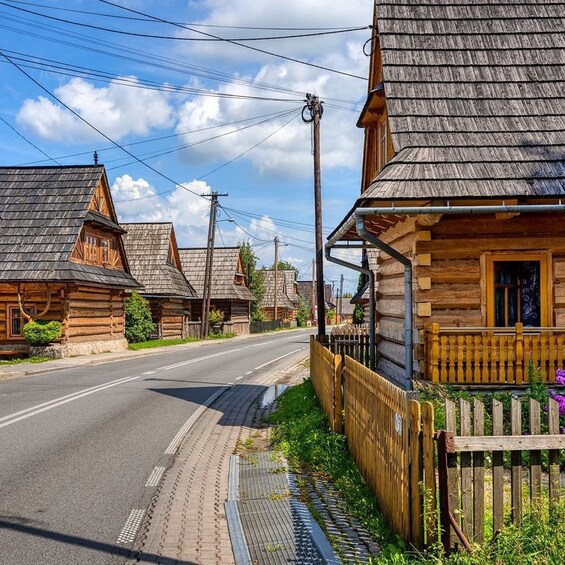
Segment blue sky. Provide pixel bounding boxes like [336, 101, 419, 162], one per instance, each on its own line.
[0, 0, 372, 293]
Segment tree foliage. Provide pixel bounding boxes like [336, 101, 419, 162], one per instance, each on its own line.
[270, 260, 297, 271]
[239, 242, 266, 322]
[23, 320, 62, 345]
[125, 291, 154, 343]
[353, 272, 365, 324]
[295, 297, 311, 327]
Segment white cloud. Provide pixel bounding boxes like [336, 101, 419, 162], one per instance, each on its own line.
[17, 77, 174, 142]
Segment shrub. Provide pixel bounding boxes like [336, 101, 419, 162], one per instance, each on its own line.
[295, 297, 311, 327]
[208, 309, 224, 325]
[125, 291, 154, 343]
[23, 320, 62, 345]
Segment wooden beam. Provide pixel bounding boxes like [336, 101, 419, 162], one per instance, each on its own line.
[449, 434, 565, 453]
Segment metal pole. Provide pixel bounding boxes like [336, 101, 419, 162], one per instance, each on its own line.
[339, 273, 344, 324]
[274, 236, 279, 322]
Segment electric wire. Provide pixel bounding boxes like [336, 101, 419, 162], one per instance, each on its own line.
[0, 116, 61, 165]
[0, 2, 369, 42]
[99, 0, 369, 81]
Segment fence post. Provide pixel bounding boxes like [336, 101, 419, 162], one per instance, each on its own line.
[515, 323, 524, 384]
[409, 400, 424, 548]
[436, 430, 453, 555]
[430, 323, 440, 383]
[333, 354, 344, 434]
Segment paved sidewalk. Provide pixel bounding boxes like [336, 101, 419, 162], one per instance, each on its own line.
[125, 352, 308, 565]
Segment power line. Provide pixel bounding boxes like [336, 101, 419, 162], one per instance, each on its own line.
[99, 0, 369, 81]
[5, 1, 366, 30]
[0, 116, 61, 165]
[1, 2, 369, 42]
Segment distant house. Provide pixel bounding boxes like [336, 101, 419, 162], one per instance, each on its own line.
[0, 165, 139, 357]
[260, 269, 299, 323]
[326, 0, 565, 386]
[121, 223, 196, 340]
[296, 280, 315, 322]
[179, 247, 254, 335]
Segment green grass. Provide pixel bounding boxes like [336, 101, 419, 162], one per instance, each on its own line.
[207, 332, 237, 340]
[128, 337, 199, 350]
[0, 356, 51, 366]
[268, 379, 565, 564]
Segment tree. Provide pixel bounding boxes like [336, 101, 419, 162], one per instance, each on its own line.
[239, 242, 266, 322]
[343, 292, 353, 298]
[125, 291, 154, 342]
[270, 260, 297, 271]
[353, 272, 365, 324]
[295, 297, 311, 327]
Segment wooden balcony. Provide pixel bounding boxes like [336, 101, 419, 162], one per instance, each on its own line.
[423, 323, 565, 385]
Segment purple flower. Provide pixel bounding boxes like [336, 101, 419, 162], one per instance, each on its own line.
[549, 390, 565, 416]
[556, 369, 565, 385]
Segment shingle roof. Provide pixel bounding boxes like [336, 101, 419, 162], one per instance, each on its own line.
[362, 0, 565, 201]
[178, 247, 254, 301]
[0, 165, 139, 288]
[121, 223, 196, 298]
[296, 281, 314, 308]
[260, 269, 296, 310]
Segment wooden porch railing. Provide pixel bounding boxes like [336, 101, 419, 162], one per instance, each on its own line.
[424, 323, 565, 385]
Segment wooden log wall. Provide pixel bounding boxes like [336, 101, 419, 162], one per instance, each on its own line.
[148, 297, 186, 340]
[66, 286, 124, 343]
[0, 283, 65, 343]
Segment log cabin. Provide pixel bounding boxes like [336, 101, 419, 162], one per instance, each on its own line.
[260, 269, 300, 323]
[0, 165, 140, 357]
[178, 247, 254, 335]
[121, 223, 196, 340]
[326, 0, 565, 387]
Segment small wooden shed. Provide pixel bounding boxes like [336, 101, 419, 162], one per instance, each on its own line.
[121, 223, 197, 340]
[326, 0, 565, 386]
[179, 247, 254, 335]
[0, 165, 140, 357]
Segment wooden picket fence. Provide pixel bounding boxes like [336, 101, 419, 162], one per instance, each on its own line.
[310, 336, 343, 433]
[327, 324, 370, 367]
[437, 396, 565, 553]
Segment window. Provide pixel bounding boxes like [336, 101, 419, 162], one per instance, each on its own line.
[101, 239, 110, 264]
[7, 305, 35, 338]
[85, 234, 99, 263]
[378, 119, 388, 172]
[485, 254, 550, 327]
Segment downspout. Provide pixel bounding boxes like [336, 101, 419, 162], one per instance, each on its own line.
[356, 215, 414, 390]
[325, 245, 376, 370]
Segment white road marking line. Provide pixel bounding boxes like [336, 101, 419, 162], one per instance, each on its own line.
[142, 371, 156, 375]
[235, 376, 244, 381]
[117, 509, 145, 544]
[245, 371, 253, 375]
[157, 348, 242, 371]
[145, 466, 166, 487]
[254, 348, 303, 371]
[0, 376, 140, 429]
[165, 386, 230, 455]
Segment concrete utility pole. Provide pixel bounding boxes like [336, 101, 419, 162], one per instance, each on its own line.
[274, 236, 279, 322]
[201, 191, 227, 338]
[302, 93, 325, 336]
[339, 273, 344, 324]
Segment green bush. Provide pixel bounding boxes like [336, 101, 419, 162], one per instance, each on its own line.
[295, 297, 311, 327]
[125, 291, 154, 343]
[208, 309, 224, 325]
[23, 320, 62, 345]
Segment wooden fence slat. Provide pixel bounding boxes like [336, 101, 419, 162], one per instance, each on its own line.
[510, 398, 522, 525]
[529, 398, 542, 512]
[459, 399, 473, 540]
[409, 400, 423, 548]
[548, 398, 560, 508]
[445, 399, 459, 548]
[472, 400, 485, 543]
[422, 402, 437, 545]
[492, 399, 504, 534]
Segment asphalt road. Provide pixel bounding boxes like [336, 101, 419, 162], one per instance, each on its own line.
[0, 329, 312, 564]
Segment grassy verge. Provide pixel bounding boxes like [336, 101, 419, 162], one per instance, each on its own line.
[0, 356, 51, 366]
[207, 332, 237, 340]
[268, 378, 565, 564]
[128, 337, 199, 350]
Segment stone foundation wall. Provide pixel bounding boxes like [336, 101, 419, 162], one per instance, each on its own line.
[31, 338, 128, 359]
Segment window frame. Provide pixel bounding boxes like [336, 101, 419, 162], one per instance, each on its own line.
[484, 252, 551, 327]
[7, 305, 36, 339]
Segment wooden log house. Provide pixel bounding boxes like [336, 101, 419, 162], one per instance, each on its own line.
[178, 247, 254, 335]
[327, 0, 565, 386]
[260, 269, 300, 323]
[0, 165, 140, 357]
[121, 223, 196, 340]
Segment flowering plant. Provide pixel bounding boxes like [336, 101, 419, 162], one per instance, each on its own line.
[556, 368, 565, 385]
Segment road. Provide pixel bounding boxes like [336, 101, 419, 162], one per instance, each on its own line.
[0, 329, 312, 564]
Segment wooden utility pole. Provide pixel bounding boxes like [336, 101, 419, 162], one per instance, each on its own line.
[302, 93, 325, 336]
[273, 236, 279, 322]
[339, 273, 344, 324]
[311, 258, 316, 324]
[201, 191, 227, 338]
